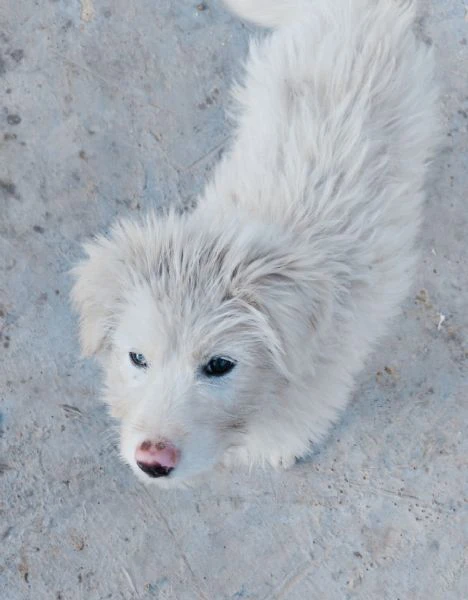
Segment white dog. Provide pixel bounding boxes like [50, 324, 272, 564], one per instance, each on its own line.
[72, 0, 438, 486]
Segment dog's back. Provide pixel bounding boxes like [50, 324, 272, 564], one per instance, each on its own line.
[212, 0, 438, 224]
[205, 0, 439, 343]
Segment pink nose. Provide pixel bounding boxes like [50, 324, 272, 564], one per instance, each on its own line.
[135, 440, 180, 478]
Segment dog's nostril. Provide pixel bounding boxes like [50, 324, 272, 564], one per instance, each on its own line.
[137, 461, 173, 478]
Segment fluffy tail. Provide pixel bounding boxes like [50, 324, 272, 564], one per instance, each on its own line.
[224, 0, 308, 28]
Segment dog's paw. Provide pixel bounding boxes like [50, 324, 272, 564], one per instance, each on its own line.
[267, 453, 296, 470]
[222, 448, 297, 471]
[222, 447, 250, 468]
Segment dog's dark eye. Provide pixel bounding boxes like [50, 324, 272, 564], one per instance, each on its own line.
[129, 352, 148, 368]
[203, 356, 236, 377]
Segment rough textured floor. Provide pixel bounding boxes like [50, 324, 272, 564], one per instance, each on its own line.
[1, 1, 467, 599]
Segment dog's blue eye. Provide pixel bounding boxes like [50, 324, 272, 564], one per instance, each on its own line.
[203, 356, 236, 377]
[129, 352, 148, 368]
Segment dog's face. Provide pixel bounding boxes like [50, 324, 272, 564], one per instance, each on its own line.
[71, 212, 331, 486]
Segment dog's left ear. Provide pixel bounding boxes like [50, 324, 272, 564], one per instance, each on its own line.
[70, 235, 124, 357]
[232, 238, 336, 373]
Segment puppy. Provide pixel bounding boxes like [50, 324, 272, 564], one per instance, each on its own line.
[72, 0, 438, 487]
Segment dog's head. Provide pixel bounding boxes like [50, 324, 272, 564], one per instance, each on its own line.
[71, 211, 334, 486]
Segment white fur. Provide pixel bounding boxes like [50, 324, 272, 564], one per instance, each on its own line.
[71, 0, 439, 486]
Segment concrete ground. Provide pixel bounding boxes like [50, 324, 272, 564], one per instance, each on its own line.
[1, 1, 467, 598]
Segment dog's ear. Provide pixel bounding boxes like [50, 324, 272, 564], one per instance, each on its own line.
[231, 238, 336, 373]
[70, 236, 124, 357]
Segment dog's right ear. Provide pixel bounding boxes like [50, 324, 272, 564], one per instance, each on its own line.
[70, 236, 123, 357]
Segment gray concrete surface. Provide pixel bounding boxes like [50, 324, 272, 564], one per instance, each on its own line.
[1, 1, 467, 598]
